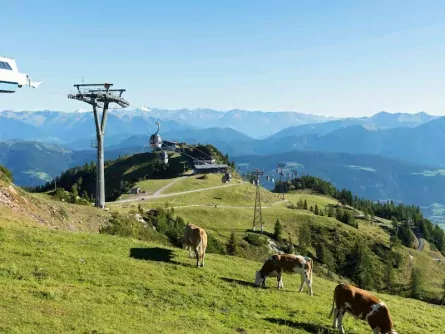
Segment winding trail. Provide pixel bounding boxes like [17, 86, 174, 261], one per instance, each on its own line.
[170, 199, 289, 210]
[111, 181, 246, 204]
[153, 176, 188, 196]
[417, 237, 425, 251]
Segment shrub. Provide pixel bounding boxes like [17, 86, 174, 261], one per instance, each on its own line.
[207, 234, 226, 255]
[58, 207, 69, 219]
[100, 213, 168, 245]
[0, 165, 12, 182]
[244, 233, 268, 247]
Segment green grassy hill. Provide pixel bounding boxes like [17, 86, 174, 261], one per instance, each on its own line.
[33, 144, 232, 202]
[110, 177, 445, 302]
[2, 160, 445, 332]
[0, 217, 443, 333]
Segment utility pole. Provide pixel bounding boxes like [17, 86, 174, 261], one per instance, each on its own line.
[68, 83, 129, 208]
[276, 162, 286, 200]
[252, 169, 265, 232]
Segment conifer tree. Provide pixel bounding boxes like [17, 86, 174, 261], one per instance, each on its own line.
[303, 199, 308, 210]
[226, 232, 239, 256]
[299, 224, 311, 254]
[328, 206, 335, 218]
[410, 268, 423, 299]
[314, 204, 319, 215]
[274, 218, 283, 242]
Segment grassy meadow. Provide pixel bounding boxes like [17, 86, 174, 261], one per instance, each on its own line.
[0, 218, 443, 334]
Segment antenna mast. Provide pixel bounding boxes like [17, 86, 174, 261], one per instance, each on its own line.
[68, 83, 129, 208]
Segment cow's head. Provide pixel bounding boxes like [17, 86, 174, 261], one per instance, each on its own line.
[254, 271, 266, 287]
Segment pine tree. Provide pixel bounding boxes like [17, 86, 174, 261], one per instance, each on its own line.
[299, 224, 311, 254]
[309, 206, 314, 213]
[314, 204, 319, 215]
[303, 199, 308, 210]
[284, 234, 295, 254]
[328, 206, 335, 218]
[297, 199, 304, 209]
[410, 268, 423, 299]
[274, 218, 283, 242]
[384, 253, 395, 291]
[335, 208, 344, 222]
[350, 242, 374, 290]
[226, 232, 239, 256]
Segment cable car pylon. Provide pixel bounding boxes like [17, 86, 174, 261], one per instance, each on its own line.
[252, 169, 265, 232]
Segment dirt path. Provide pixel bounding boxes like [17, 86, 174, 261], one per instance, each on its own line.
[112, 181, 246, 204]
[171, 199, 289, 210]
[153, 176, 188, 196]
[417, 237, 425, 251]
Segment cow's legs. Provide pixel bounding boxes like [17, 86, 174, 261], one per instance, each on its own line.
[201, 252, 205, 267]
[305, 272, 313, 296]
[194, 247, 200, 267]
[277, 271, 284, 289]
[332, 308, 338, 328]
[188, 246, 194, 258]
[337, 310, 346, 334]
[298, 273, 305, 292]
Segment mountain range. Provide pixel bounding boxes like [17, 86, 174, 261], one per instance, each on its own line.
[1, 108, 445, 225]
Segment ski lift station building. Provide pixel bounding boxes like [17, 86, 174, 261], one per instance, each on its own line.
[193, 163, 229, 175]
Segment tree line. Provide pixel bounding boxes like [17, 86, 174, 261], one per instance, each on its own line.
[275, 175, 445, 253]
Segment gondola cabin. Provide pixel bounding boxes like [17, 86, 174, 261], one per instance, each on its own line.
[150, 133, 162, 148]
[0, 56, 40, 93]
[158, 151, 168, 164]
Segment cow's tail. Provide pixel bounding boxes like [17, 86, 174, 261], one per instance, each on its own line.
[329, 288, 336, 318]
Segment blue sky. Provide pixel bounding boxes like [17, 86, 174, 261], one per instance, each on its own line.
[2, 0, 445, 116]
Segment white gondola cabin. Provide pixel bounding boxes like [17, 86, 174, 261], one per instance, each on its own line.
[149, 121, 162, 148]
[158, 151, 168, 164]
[0, 56, 40, 93]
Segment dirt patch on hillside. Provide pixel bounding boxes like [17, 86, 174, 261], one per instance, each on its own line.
[0, 185, 110, 232]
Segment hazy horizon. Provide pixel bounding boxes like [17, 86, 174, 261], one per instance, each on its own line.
[0, 107, 439, 119]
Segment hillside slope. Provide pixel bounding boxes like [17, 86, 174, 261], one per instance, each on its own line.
[111, 177, 445, 301]
[0, 218, 443, 333]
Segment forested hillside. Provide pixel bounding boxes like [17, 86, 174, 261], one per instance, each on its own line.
[275, 175, 445, 253]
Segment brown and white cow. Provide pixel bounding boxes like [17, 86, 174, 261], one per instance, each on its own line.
[254, 254, 313, 296]
[182, 223, 208, 268]
[330, 283, 398, 334]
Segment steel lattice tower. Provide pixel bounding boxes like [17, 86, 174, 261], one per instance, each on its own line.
[252, 169, 265, 232]
[68, 83, 129, 208]
[276, 162, 286, 200]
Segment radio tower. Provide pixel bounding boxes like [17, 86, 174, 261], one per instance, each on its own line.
[68, 83, 129, 208]
[252, 169, 265, 232]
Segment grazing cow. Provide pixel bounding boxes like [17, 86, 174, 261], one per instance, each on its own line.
[182, 224, 207, 267]
[254, 254, 313, 296]
[330, 283, 398, 334]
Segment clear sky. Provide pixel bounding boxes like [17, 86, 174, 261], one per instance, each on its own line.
[2, 0, 445, 117]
